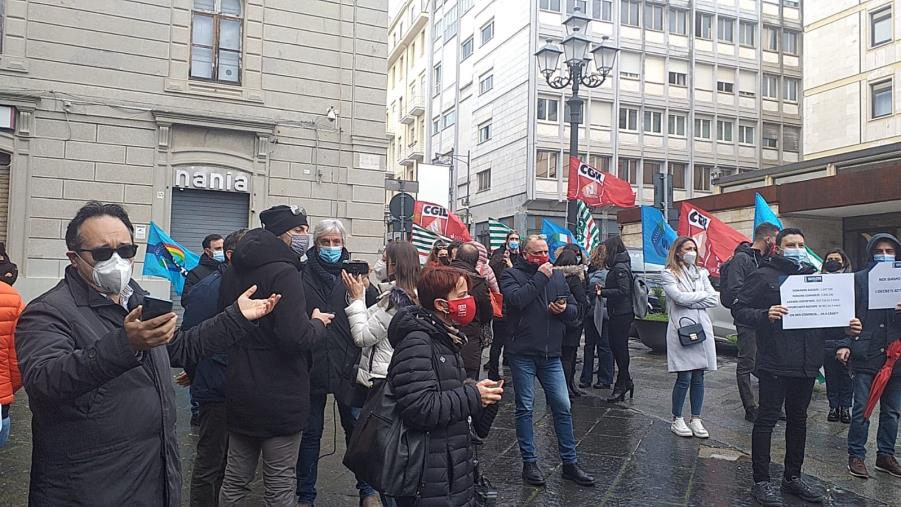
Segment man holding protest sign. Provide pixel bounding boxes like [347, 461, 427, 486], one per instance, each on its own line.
[733, 228, 857, 506]
[836, 233, 901, 480]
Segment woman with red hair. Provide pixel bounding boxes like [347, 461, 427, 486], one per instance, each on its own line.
[386, 266, 504, 506]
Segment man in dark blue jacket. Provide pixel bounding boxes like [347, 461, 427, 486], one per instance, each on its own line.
[837, 233, 901, 479]
[500, 235, 594, 488]
[182, 228, 247, 507]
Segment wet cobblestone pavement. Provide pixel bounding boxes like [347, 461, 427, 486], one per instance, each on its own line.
[2, 340, 900, 506]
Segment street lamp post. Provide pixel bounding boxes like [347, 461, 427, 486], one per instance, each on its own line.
[535, 7, 618, 234]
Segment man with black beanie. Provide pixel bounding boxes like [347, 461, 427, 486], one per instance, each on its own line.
[218, 204, 333, 506]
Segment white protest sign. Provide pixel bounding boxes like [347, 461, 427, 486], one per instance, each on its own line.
[868, 261, 901, 310]
[780, 273, 855, 330]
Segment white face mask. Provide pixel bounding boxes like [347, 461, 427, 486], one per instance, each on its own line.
[682, 251, 698, 266]
[89, 253, 133, 294]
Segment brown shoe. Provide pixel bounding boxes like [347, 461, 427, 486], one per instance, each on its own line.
[875, 454, 901, 478]
[848, 456, 869, 478]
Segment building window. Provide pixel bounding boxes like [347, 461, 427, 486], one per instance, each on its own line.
[540, 0, 561, 11]
[762, 74, 779, 99]
[783, 30, 799, 55]
[477, 169, 491, 192]
[618, 158, 639, 184]
[432, 116, 440, 132]
[592, 0, 612, 21]
[479, 73, 494, 94]
[643, 110, 662, 134]
[643, 160, 661, 185]
[717, 17, 734, 43]
[783, 126, 800, 152]
[443, 5, 458, 39]
[478, 121, 492, 143]
[739, 21, 756, 47]
[668, 113, 686, 137]
[668, 71, 687, 87]
[668, 162, 686, 189]
[537, 150, 559, 179]
[783, 78, 799, 102]
[694, 118, 711, 139]
[716, 119, 734, 142]
[644, 3, 663, 31]
[621, 0, 641, 27]
[619, 107, 639, 131]
[694, 165, 712, 191]
[190, 0, 244, 84]
[669, 9, 687, 35]
[566, 0, 588, 14]
[717, 81, 734, 94]
[460, 0, 474, 14]
[871, 80, 893, 118]
[871, 7, 893, 47]
[461, 36, 474, 60]
[442, 109, 456, 129]
[738, 124, 755, 145]
[480, 20, 494, 45]
[588, 154, 610, 171]
[763, 25, 779, 51]
[537, 96, 559, 121]
[762, 123, 779, 148]
[433, 64, 442, 96]
[695, 12, 713, 39]
[783, 0, 799, 7]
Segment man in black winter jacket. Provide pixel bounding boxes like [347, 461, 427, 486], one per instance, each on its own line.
[217, 205, 333, 506]
[733, 228, 851, 506]
[451, 242, 494, 380]
[185, 233, 224, 297]
[727, 222, 780, 422]
[836, 233, 901, 479]
[500, 235, 595, 488]
[297, 218, 380, 507]
[486, 230, 522, 380]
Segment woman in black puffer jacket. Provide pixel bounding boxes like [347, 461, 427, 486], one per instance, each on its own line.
[554, 245, 588, 398]
[601, 236, 636, 403]
[386, 267, 504, 507]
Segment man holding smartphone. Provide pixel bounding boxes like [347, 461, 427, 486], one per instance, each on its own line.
[15, 201, 281, 506]
[500, 235, 595, 488]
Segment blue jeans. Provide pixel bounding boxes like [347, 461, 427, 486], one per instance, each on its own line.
[671, 370, 705, 418]
[296, 393, 376, 503]
[507, 353, 578, 464]
[0, 416, 10, 448]
[580, 317, 614, 386]
[848, 373, 901, 459]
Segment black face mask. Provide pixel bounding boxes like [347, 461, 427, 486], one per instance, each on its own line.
[823, 259, 843, 273]
[438, 257, 450, 266]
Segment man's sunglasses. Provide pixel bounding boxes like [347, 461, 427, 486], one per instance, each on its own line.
[76, 244, 139, 262]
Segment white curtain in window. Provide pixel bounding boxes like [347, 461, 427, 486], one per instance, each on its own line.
[620, 51, 641, 75]
[644, 56, 665, 83]
[739, 70, 757, 93]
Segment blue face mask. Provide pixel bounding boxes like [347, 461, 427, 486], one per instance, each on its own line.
[212, 250, 225, 262]
[783, 248, 808, 265]
[319, 246, 342, 264]
[874, 253, 895, 263]
[508, 241, 520, 251]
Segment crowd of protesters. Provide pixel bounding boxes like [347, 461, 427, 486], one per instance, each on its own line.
[0, 200, 897, 507]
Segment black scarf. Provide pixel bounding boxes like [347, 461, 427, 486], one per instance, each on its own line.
[305, 247, 349, 287]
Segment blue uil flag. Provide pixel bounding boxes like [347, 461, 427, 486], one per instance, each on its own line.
[641, 206, 677, 266]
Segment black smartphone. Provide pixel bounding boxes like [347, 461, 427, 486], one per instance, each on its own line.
[342, 260, 370, 276]
[142, 296, 173, 320]
[554, 296, 567, 304]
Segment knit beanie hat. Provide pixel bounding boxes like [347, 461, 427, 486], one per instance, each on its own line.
[260, 205, 308, 236]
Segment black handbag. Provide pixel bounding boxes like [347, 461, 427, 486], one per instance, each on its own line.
[343, 342, 440, 497]
[677, 316, 707, 346]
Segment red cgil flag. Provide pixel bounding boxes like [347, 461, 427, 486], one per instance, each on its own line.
[413, 201, 472, 242]
[677, 202, 749, 278]
[566, 156, 636, 208]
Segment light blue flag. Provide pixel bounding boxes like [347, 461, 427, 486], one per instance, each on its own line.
[753, 193, 783, 230]
[142, 222, 200, 295]
[541, 219, 582, 262]
[753, 194, 822, 269]
[641, 206, 678, 266]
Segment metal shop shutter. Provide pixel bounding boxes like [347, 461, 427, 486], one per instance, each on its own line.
[169, 188, 250, 308]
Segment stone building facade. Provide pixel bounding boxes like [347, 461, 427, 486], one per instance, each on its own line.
[0, 0, 388, 300]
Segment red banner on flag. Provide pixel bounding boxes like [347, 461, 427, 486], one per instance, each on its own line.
[413, 201, 472, 242]
[677, 202, 749, 277]
[566, 156, 636, 208]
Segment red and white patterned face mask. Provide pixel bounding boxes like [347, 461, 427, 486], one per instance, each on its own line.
[443, 295, 476, 326]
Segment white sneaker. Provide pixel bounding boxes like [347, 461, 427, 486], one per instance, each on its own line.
[671, 417, 692, 437]
[689, 418, 709, 438]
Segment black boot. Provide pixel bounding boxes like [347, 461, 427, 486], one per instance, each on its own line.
[606, 380, 634, 402]
[840, 407, 851, 424]
[827, 407, 839, 422]
[522, 462, 546, 486]
[562, 463, 595, 487]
